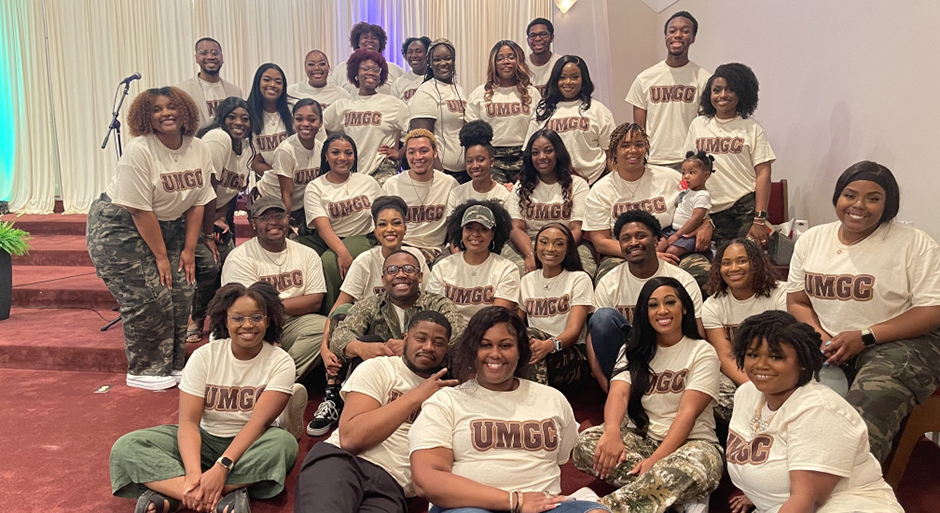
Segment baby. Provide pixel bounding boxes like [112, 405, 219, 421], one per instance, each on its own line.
[657, 150, 714, 256]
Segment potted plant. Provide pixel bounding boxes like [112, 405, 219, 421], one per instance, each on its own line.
[0, 220, 31, 320]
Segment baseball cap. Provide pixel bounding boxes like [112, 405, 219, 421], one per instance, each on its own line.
[461, 205, 495, 229]
[250, 196, 287, 219]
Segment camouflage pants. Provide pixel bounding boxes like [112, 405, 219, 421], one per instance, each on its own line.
[592, 254, 710, 296]
[716, 373, 738, 423]
[846, 328, 940, 463]
[711, 192, 756, 249]
[87, 196, 193, 376]
[295, 231, 377, 315]
[491, 145, 523, 185]
[502, 237, 597, 279]
[573, 425, 723, 513]
[191, 232, 234, 325]
[524, 327, 588, 389]
[372, 158, 401, 186]
[407, 244, 445, 269]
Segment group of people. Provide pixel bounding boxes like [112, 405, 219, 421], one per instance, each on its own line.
[92, 10, 940, 513]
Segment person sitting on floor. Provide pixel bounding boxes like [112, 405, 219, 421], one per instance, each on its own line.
[221, 196, 327, 381]
[110, 281, 304, 513]
[295, 311, 457, 513]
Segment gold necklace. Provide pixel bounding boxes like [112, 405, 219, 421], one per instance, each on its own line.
[618, 168, 645, 199]
[836, 226, 866, 255]
[750, 394, 778, 438]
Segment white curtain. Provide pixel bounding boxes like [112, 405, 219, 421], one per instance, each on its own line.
[4, 0, 551, 214]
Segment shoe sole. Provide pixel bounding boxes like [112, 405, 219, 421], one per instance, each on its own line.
[306, 423, 333, 437]
[286, 385, 308, 440]
[126, 375, 176, 391]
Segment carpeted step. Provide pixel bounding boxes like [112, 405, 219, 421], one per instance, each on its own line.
[234, 214, 253, 239]
[0, 213, 88, 236]
[12, 265, 117, 309]
[11, 235, 92, 266]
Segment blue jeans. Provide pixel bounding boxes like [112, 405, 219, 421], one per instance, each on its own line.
[430, 500, 609, 513]
[588, 308, 631, 380]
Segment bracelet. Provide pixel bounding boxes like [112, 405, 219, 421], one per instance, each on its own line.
[509, 490, 515, 513]
[514, 490, 524, 513]
[203, 232, 215, 240]
[752, 219, 765, 225]
[526, 252, 534, 258]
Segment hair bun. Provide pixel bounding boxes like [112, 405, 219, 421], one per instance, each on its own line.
[459, 120, 494, 148]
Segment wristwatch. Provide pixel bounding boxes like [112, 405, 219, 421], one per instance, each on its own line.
[861, 328, 877, 347]
[754, 211, 768, 219]
[550, 336, 562, 353]
[216, 456, 234, 472]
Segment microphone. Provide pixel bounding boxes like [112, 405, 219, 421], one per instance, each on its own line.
[120, 72, 141, 84]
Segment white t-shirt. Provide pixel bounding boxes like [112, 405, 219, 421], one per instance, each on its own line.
[426, 252, 521, 323]
[391, 71, 426, 103]
[304, 172, 382, 235]
[221, 238, 327, 316]
[286, 81, 351, 112]
[582, 165, 681, 235]
[787, 221, 940, 336]
[340, 246, 431, 301]
[625, 61, 711, 165]
[465, 85, 541, 148]
[727, 381, 903, 513]
[107, 134, 216, 221]
[702, 285, 787, 341]
[176, 75, 244, 129]
[529, 53, 562, 97]
[253, 111, 290, 169]
[594, 259, 703, 323]
[323, 93, 410, 176]
[526, 99, 615, 184]
[202, 128, 249, 206]
[409, 378, 579, 494]
[325, 356, 427, 496]
[382, 170, 458, 249]
[611, 336, 719, 442]
[507, 177, 590, 237]
[684, 115, 775, 212]
[446, 181, 513, 219]
[331, 60, 405, 97]
[671, 189, 712, 229]
[409, 79, 467, 172]
[179, 339, 295, 438]
[257, 134, 322, 211]
[520, 270, 594, 343]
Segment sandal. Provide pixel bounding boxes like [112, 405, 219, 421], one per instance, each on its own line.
[215, 488, 250, 513]
[186, 327, 203, 343]
[134, 490, 180, 513]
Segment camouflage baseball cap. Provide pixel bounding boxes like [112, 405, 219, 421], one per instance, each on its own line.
[250, 196, 287, 219]
[461, 205, 495, 229]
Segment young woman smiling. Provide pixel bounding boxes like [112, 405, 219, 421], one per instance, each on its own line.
[445, 120, 512, 219]
[246, 63, 293, 175]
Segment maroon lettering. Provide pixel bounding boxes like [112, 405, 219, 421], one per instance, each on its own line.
[406, 204, 446, 223]
[524, 202, 573, 221]
[695, 136, 744, 154]
[294, 168, 320, 185]
[327, 195, 372, 219]
[203, 385, 266, 412]
[256, 132, 288, 152]
[258, 270, 304, 292]
[343, 111, 383, 126]
[645, 369, 688, 395]
[484, 102, 531, 118]
[726, 429, 774, 465]
[524, 295, 572, 317]
[218, 168, 247, 190]
[611, 197, 668, 217]
[615, 305, 636, 323]
[445, 100, 467, 113]
[160, 169, 205, 192]
[544, 117, 591, 133]
[402, 89, 417, 101]
[207, 99, 222, 117]
[471, 419, 559, 451]
[649, 85, 697, 104]
[444, 284, 496, 305]
[803, 272, 874, 301]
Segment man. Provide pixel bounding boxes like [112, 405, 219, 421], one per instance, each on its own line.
[221, 196, 327, 380]
[626, 11, 711, 170]
[526, 17, 561, 97]
[588, 210, 704, 392]
[177, 37, 244, 128]
[296, 311, 457, 513]
[331, 22, 405, 96]
[307, 250, 466, 436]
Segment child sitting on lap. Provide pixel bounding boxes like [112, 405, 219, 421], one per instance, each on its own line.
[658, 150, 714, 257]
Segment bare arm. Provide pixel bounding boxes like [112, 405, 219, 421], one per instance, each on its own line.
[704, 327, 749, 386]
[671, 207, 708, 240]
[787, 291, 832, 342]
[312, 217, 353, 278]
[777, 470, 842, 513]
[181, 204, 205, 284]
[747, 162, 773, 242]
[636, 389, 712, 473]
[282, 294, 323, 317]
[492, 298, 517, 312]
[277, 174, 294, 214]
[509, 220, 537, 273]
[632, 106, 647, 131]
[568, 220, 584, 245]
[588, 229, 622, 259]
[593, 378, 631, 479]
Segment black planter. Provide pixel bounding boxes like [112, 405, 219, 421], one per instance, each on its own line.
[0, 249, 11, 320]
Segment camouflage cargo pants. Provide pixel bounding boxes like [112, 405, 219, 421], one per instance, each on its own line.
[524, 327, 588, 389]
[191, 232, 234, 325]
[86, 196, 193, 376]
[573, 425, 723, 513]
[491, 145, 523, 185]
[593, 254, 710, 294]
[716, 373, 737, 423]
[846, 328, 940, 463]
[710, 192, 756, 249]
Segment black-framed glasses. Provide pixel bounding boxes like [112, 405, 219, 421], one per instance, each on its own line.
[256, 212, 287, 223]
[229, 314, 267, 325]
[527, 31, 551, 40]
[384, 264, 419, 276]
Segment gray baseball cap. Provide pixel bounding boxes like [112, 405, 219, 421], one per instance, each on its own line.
[461, 205, 495, 229]
[250, 196, 287, 219]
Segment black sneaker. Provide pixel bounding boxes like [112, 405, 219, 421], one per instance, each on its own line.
[306, 385, 343, 436]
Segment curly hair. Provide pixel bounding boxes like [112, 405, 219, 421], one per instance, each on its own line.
[401, 36, 431, 57]
[127, 87, 200, 137]
[534, 222, 583, 272]
[371, 195, 408, 221]
[445, 199, 512, 254]
[733, 310, 824, 387]
[452, 306, 531, 383]
[349, 21, 387, 52]
[459, 120, 494, 157]
[683, 150, 715, 173]
[403, 128, 439, 152]
[247, 63, 293, 137]
[517, 129, 577, 214]
[536, 55, 594, 123]
[196, 96, 258, 175]
[208, 282, 285, 344]
[705, 238, 779, 298]
[483, 40, 533, 105]
[320, 132, 359, 177]
[832, 161, 900, 226]
[613, 209, 663, 240]
[608, 123, 650, 166]
[346, 49, 389, 89]
[700, 62, 760, 119]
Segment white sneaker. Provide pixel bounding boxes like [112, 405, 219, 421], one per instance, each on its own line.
[171, 370, 183, 385]
[126, 374, 176, 391]
[567, 487, 601, 503]
[675, 498, 709, 513]
[277, 383, 308, 439]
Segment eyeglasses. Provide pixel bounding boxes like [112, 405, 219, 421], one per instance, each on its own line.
[360, 66, 382, 74]
[384, 264, 419, 276]
[256, 212, 287, 223]
[229, 314, 267, 325]
[197, 49, 221, 57]
[527, 31, 551, 40]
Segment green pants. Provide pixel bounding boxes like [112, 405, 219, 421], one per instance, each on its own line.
[295, 231, 376, 315]
[110, 424, 298, 500]
[283, 313, 328, 380]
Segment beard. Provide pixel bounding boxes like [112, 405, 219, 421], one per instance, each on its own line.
[200, 66, 220, 76]
[403, 350, 444, 378]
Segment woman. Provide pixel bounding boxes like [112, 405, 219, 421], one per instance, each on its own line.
[247, 63, 293, 175]
[188, 97, 257, 343]
[300, 133, 382, 313]
[684, 62, 775, 248]
[286, 50, 351, 114]
[702, 238, 785, 420]
[256, 98, 322, 232]
[87, 87, 214, 391]
[409, 306, 607, 513]
[446, 120, 512, 218]
[410, 38, 468, 183]
[391, 36, 431, 102]
[573, 277, 723, 513]
[109, 282, 301, 513]
[727, 311, 903, 513]
[466, 40, 540, 184]
[506, 129, 590, 275]
[519, 222, 593, 389]
[527, 56, 614, 185]
[787, 161, 940, 463]
[323, 49, 410, 184]
[584, 123, 712, 286]
[427, 201, 520, 323]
